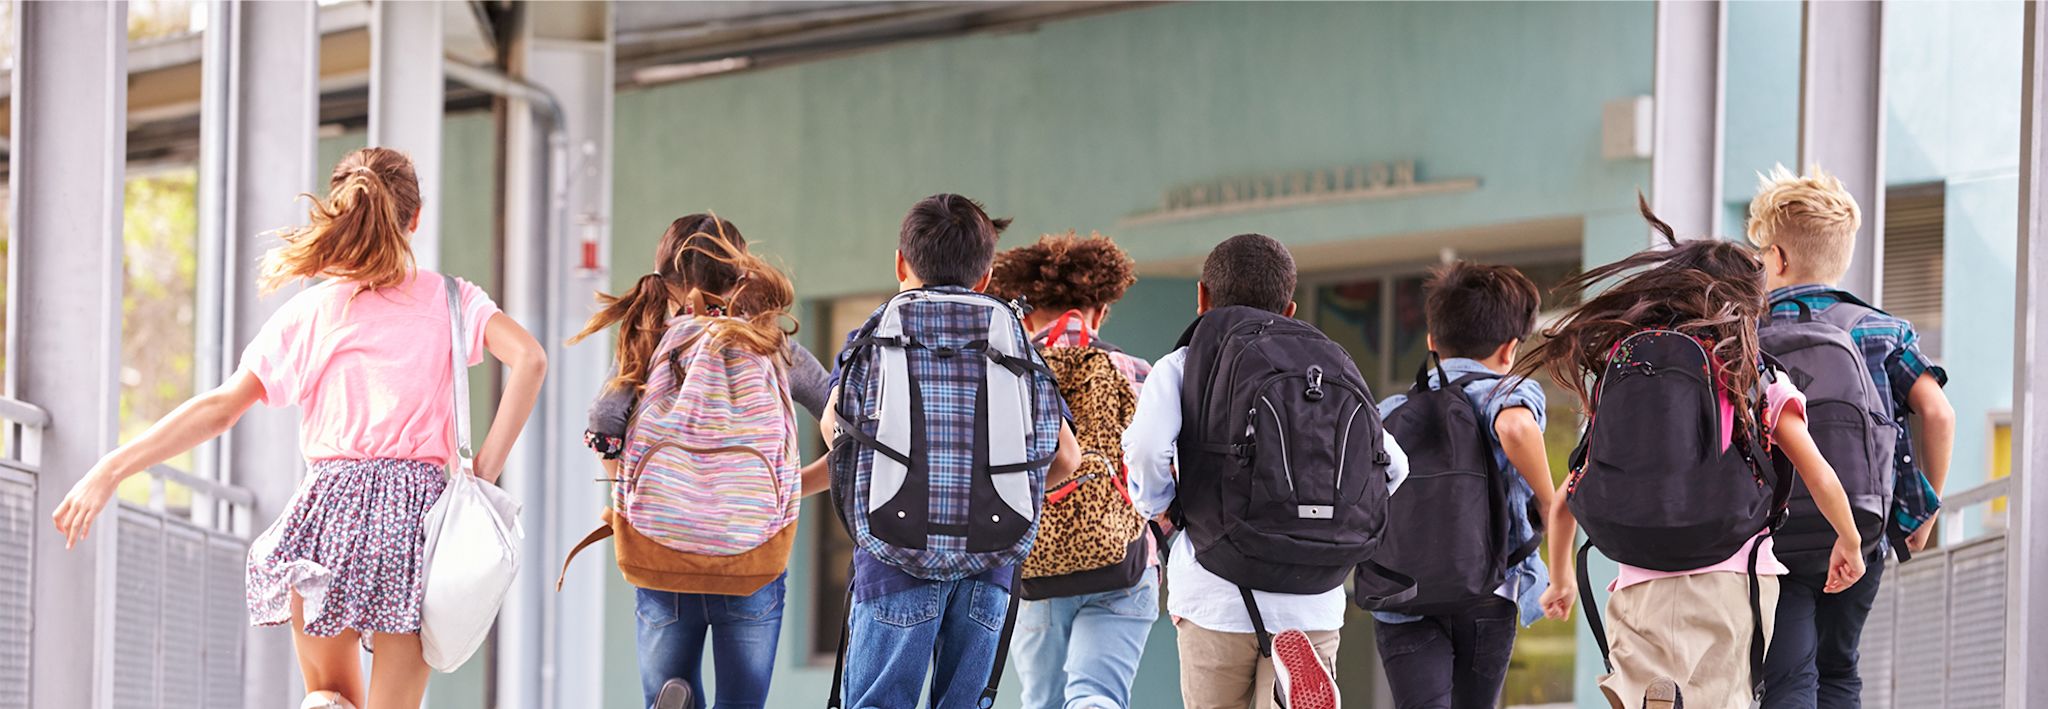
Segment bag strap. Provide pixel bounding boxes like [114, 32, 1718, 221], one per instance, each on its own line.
[1239, 586, 1275, 658]
[443, 274, 474, 473]
[555, 524, 614, 591]
[1352, 559, 1421, 609]
[1576, 541, 1613, 673]
[1746, 529, 1771, 702]
[981, 586, 1024, 706]
[826, 557, 855, 709]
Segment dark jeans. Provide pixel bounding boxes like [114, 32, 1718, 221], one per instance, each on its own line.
[635, 575, 787, 709]
[1373, 597, 1519, 709]
[1763, 554, 1887, 709]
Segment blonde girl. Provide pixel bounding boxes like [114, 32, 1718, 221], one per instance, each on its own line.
[52, 147, 547, 709]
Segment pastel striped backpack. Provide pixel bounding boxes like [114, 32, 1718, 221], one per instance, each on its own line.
[560, 315, 801, 596]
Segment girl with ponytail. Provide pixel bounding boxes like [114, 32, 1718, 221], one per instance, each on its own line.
[53, 147, 548, 709]
[571, 214, 830, 709]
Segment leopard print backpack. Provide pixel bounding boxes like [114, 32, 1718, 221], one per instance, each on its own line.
[1018, 343, 1149, 599]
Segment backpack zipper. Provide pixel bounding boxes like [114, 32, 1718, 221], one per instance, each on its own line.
[1258, 395, 1296, 495]
[1336, 401, 1365, 493]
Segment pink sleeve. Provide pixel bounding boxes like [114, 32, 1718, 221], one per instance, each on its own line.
[1764, 373, 1808, 432]
[236, 303, 305, 407]
[456, 277, 502, 366]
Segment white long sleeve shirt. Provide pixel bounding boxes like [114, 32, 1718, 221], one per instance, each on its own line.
[1123, 347, 1408, 634]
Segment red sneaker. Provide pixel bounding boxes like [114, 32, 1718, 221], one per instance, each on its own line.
[1271, 629, 1339, 709]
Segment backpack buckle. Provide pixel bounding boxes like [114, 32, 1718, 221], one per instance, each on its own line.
[1232, 443, 1255, 461]
[1305, 366, 1326, 401]
[932, 345, 959, 358]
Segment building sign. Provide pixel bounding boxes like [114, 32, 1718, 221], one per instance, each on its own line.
[1122, 160, 1479, 226]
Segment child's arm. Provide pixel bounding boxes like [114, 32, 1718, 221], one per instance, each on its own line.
[1775, 408, 1867, 593]
[1904, 372, 1956, 551]
[1123, 352, 1185, 520]
[800, 456, 832, 498]
[1046, 421, 1082, 488]
[53, 370, 267, 548]
[475, 313, 548, 484]
[1495, 407, 1555, 530]
[1539, 487, 1578, 620]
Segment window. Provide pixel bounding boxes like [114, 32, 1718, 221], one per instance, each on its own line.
[810, 294, 889, 660]
[1883, 184, 1944, 357]
[117, 167, 202, 511]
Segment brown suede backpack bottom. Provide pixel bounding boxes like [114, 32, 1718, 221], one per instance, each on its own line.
[559, 507, 796, 596]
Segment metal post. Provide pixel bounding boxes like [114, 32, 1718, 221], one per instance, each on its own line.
[1798, 0, 1886, 300]
[7, 1, 128, 707]
[1651, 0, 1726, 240]
[2008, 4, 2048, 706]
[368, 0, 444, 269]
[198, 1, 322, 705]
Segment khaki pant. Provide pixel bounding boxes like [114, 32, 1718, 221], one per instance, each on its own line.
[1172, 618, 1340, 709]
[1598, 573, 1779, 709]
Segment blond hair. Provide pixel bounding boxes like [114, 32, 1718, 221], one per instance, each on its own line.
[261, 147, 422, 294]
[1745, 163, 1861, 283]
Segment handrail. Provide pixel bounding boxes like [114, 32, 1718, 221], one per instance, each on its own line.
[1940, 476, 2010, 510]
[145, 463, 257, 508]
[0, 396, 49, 428]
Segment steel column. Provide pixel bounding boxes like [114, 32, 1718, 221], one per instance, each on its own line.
[6, 2, 128, 707]
[1798, 0, 1886, 300]
[197, 1, 322, 705]
[1651, 0, 1726, 240]
[368, 0, 444, 269]
[2009, 4, 2048, 706]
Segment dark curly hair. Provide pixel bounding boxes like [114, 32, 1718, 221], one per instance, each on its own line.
[987, 231, 1138, 313]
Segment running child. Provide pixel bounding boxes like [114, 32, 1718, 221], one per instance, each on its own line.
[569, 214, 831, 709]
[987, 231, 1157, 709]
[52, 147, 548, 709]
[1531, 198, 1865, 709]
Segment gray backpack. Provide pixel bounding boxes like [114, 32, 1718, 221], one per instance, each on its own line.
[1759, 292, 1896, 572]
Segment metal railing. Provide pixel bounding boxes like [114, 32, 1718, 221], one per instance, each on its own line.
[0, 394, 260, 709]
[1860, 476, 2011, 709]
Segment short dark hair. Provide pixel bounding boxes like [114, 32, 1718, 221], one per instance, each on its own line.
[898, 194, 1013, 287]
[1201, 233, 1297, 313]
[1423, 261, 1541, 359]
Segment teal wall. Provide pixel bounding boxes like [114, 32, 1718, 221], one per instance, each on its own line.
[608, 3, 1655, 707]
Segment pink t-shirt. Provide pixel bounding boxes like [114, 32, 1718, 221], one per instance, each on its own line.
[1610, 372, 1807, 592]
[237, 271, 501, 467]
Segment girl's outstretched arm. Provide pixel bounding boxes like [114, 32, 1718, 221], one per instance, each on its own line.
[1539, 484, 1578, 620]
[476, 313, 547, 484]
[53, 370, 267, 548]
[1774, 408, 1866, 593]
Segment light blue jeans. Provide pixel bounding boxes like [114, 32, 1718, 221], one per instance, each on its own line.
[1012, 573, 1160, 709]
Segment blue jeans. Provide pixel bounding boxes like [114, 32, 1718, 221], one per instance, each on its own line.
[1013, 574, 1159, 709]
[841, 579, 1012, 709]
[635, 575, 786, 709]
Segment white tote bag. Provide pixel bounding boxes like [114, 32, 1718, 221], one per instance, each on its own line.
[419, 274, 523, 672]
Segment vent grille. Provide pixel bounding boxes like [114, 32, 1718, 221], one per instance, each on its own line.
[0, 476, 33, 708]
[113, 514, 166, 709]
[1883, 185, 1944, 355]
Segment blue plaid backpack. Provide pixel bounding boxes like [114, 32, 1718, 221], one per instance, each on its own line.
[827, 286, 1066, 580]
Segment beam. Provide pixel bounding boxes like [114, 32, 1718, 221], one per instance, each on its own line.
[2010, 4, 2048, 706]
[368, 0, 444, 269]
[1798, 0, 1886, 300]
[6, 2, 128, 707]
[197, 1, 323, 705]
[1651, 0, 1726, 240]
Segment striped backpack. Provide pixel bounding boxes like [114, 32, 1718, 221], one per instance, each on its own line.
[827, 287, 1065, 581]
[560, 315, 801, 596]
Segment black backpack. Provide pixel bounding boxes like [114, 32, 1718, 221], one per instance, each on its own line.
[1759, 293, 1896, 572]
[1171, 306, 1412, 654]
[1568, 329, 1792, 700]
[1355, 357, 1540, 617]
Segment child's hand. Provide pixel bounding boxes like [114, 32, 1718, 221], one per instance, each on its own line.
[1825, 536, 1867, 593]
[1906, 511, 1939, 552]
[52, 467, 121, 549]
[1540, 581, 1576, 620]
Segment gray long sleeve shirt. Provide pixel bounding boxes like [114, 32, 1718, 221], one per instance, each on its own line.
[586, 340, 832, 444]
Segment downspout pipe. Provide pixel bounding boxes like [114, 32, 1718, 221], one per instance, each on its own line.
[441, 57, 570, 706]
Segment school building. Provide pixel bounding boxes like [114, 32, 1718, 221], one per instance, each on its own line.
[4, 1, 2046, 708]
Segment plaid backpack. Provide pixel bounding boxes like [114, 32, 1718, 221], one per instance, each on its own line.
[827, 287, 1066, 581]
[1018, 317, 1147, 600]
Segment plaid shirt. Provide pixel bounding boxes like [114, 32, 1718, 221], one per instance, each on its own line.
[1768, 284, 1950, 538]
[1033, 311, 1152, 393]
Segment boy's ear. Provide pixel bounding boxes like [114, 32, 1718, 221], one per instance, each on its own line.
[1283, 300, 1297, 318]
[1090, 305, 1111, 329]
[1196, 282, 1212, 314]
[895, 251, 911, 283]
[1425, 333, 1436, 352]
[971, 269, 993, 293]
[1492, 338, 1521, 366]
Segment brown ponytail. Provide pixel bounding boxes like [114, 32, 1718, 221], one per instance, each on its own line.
[261, 147, 422, 293]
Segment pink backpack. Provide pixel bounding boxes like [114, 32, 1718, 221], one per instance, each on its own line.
[561, 316, 801, 595]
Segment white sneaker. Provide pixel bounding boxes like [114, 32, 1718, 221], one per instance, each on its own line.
[1270, 629, 1339, 709]
[300, 691, 356, 709]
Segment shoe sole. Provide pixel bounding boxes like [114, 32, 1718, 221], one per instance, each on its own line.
[654, 681, 693, 709]
[1272, 630, 1337, 709]
[1643, 678, 1679, 709]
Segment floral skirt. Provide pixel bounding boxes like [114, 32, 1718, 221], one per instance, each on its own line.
[246, 458, 447, 646]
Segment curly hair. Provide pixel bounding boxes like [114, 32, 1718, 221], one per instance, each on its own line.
[1514, 194, 1772, 438]
[987, 231, 1138, 313]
